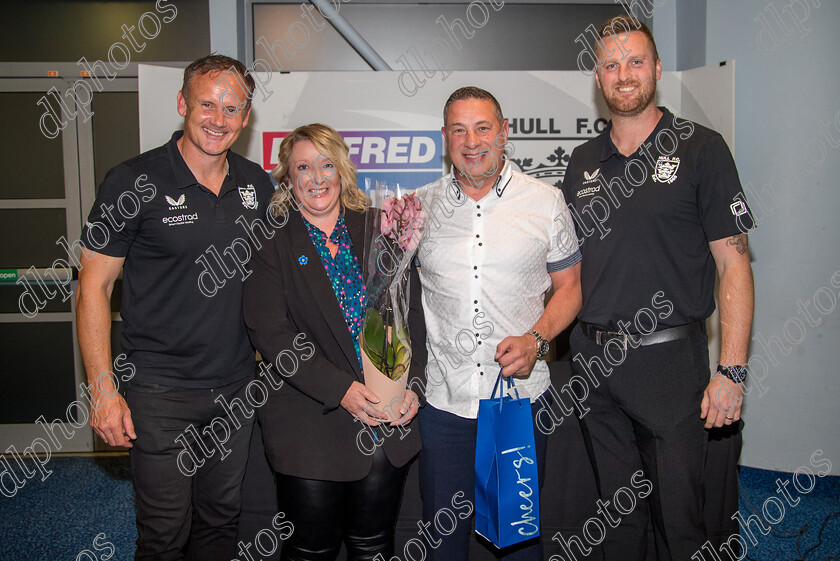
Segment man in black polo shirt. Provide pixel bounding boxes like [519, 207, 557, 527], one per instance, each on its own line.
[76, 55, 273, 560]
[560, 17, 755, 560]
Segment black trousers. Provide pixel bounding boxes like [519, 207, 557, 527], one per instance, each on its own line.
[276, 446, 411, 561]
[126, 377, 254, 561]
[570, 325, 710, 561]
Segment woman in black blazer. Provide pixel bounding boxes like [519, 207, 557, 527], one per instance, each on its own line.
[243, 123, 427, 561]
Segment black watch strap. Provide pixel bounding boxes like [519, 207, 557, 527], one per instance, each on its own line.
[717, 364, 747, 383]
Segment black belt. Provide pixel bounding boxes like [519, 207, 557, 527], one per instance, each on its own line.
[579, 320, 703, 350]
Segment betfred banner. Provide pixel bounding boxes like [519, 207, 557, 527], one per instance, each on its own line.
[262, 130, 445, 188]
[138, 66, 734, 192]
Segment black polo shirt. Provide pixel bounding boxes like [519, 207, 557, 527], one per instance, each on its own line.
[81, 131, 275, 387]
[561, 108, 754, 332]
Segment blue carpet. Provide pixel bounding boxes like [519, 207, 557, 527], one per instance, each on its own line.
[0, 456, 136, 561]
[0, 457, 837, 560]
[736, 465, 840, 561]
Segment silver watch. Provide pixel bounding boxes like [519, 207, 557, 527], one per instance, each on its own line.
[528, 329, 550, 358]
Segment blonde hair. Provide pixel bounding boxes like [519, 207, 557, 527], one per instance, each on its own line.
[269, 123, 367, 216]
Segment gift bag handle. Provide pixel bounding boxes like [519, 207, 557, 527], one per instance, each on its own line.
[491, 368, 521, 409]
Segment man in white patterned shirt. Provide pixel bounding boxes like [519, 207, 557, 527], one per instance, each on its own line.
[415, 86, 582, 560]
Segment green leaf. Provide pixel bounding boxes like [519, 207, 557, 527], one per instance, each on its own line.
[361, 307, 413, 380]
[362, 308, 385, 356]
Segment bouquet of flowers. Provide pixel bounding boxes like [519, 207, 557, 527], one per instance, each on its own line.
[360, 180, 424, 419]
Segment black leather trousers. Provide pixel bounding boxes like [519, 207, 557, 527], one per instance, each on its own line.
[277, 446, 410, 561]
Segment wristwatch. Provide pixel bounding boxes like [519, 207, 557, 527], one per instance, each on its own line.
[528, 329, 550, 359]
[717, 364, 747, 383]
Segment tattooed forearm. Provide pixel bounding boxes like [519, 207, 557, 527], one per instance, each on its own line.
[726, 233, 749, 255]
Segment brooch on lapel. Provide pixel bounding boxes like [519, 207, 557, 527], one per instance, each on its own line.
[298, 256, 308, 265]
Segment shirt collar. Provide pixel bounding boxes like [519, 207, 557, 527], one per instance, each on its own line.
[166, 130, 236, 191]
[302, 209, 347, 245]
[448, 160, 513, 201]
[596, 106, 675, 162]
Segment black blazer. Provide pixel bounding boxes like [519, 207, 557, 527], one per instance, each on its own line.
[243, 207, 427, 481]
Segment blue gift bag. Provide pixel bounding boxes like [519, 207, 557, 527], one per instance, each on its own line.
[474, 370, 540, 549]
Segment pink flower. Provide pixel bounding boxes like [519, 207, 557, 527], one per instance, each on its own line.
[380, 212, 395, 237]
[380, 193, 424, 251]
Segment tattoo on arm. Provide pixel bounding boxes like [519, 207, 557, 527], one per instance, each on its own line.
[726, 234, 749, 255]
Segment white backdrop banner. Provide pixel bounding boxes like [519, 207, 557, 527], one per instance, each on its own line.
[138, 65, 734, 191]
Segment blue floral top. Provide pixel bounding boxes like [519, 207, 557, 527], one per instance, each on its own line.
[303, 213, 367, 368]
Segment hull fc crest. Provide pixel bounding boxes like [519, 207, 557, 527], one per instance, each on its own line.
[238, 184, 258, 210]
[652, 156, 680, 184]
[509, 144, 572, 188]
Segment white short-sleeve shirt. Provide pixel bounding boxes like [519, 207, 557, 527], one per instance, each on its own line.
[416, 161, 581, 418]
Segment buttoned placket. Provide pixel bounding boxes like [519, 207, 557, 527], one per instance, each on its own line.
[470, 197, 485, 378]
[211, 172, 235, 224]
